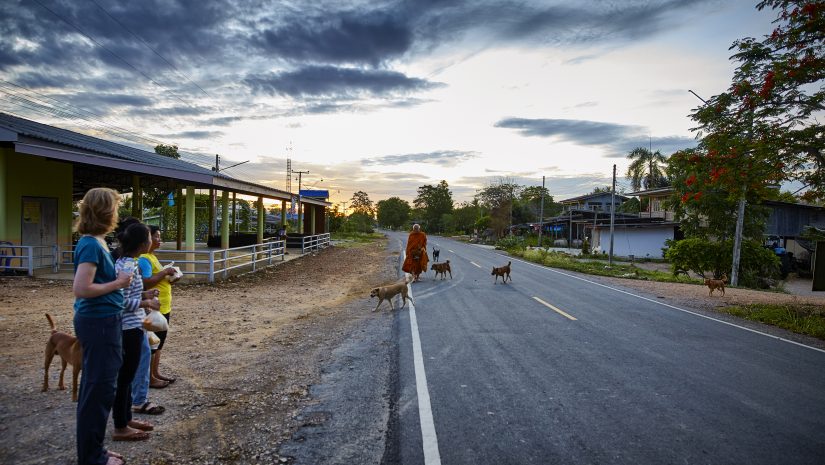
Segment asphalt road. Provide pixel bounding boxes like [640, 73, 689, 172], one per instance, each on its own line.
[384, 231, 825, 465]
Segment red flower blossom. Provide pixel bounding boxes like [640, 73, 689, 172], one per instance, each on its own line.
[693, 192, 703, 201]
[681, 193, 691, 203]
[686, 175, 696, 186]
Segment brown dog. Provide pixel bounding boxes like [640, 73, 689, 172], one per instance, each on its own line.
[431, 260, 452, 280]
[492, 261, 512, 284]
[43, 313, 83, 401]
[370, 277, 414, 311]
[705, 274, 727, 296]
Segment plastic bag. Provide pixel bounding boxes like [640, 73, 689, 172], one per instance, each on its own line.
[163, 262, 183, 283]
[147, 331, 160, 350]
[143, 309, 168, 332]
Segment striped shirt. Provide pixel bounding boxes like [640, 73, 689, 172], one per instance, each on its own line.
[115, 257, 146, 330]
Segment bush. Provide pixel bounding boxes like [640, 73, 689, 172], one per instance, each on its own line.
[495, 235, 524, 250]
[665, 237, 779, 286]
[341, 212, 374, 234]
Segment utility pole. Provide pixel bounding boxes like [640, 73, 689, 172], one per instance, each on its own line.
[292, 169, 309, 233]
[537, 176, 545, 248]
[609, 164, 616, 266]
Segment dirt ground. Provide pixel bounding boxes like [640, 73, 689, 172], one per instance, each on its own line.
[0, 239, 397, 465]
[1, 238, 823, 464]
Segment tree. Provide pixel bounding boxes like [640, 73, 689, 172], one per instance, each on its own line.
[625, 147, 669, 191]
[350, 191, 374, 217]
[414, 180, 454, 232]
[154, 143, 180, 159]
[690, 0, 824, 202]
[452, 201, 482, 234]
[475, 179, 522, 237]
[376, 197, 411, 230]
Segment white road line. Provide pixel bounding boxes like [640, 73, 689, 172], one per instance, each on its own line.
[533, 297, 577, 320]
[448, 249, 455, 253]
[470, 261, 481, 268]
[401, 244, 442, 465]
[511, 256, 825, 355]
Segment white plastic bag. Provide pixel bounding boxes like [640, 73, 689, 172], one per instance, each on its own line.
[163, 261, 183, 283]
[147, 331, 160, 350]
[143, 310, 168, 332]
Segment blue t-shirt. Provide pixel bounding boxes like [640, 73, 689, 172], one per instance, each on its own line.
[73, 235, 124, 318]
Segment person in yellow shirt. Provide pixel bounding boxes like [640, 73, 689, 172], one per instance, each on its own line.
[138, 226, 177, 388]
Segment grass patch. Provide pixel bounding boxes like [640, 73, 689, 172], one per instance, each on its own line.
[720, 304, 825, 340]
[510, 248, 701, 284]
[331, 231, 385, 247]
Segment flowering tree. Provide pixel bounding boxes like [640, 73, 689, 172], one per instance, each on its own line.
[688, 0, 824, 203]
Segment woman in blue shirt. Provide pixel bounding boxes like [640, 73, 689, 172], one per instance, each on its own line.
[72, 188, 131, 465]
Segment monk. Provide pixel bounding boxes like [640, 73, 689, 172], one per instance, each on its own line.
[402, 224, 429, 282]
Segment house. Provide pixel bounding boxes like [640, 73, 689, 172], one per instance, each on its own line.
[558, 192, 628, 212]
[0, 112, 330, 275]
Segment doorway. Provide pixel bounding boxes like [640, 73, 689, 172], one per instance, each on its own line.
[21, 196, 58, 268]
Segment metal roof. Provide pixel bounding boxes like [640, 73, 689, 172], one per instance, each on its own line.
[0, 112, 329, 206]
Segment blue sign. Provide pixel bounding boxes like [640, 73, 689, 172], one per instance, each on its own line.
[167, 192, 174, 206]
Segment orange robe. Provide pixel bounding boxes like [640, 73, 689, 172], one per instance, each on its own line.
[402, 230, 429, 276]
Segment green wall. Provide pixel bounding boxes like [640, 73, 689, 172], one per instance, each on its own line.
[0, 148, 73, 245]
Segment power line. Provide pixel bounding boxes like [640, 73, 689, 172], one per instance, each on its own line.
[30, 0, 199, 111]
[86, 0, 212, 100]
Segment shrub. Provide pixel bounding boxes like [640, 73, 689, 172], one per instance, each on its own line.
[495, 235, 524, 250]
[665, 237, 779, 286]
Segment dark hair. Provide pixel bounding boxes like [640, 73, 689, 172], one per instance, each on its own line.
[117, 223, 151, 258]
[148, 225, 161, 235]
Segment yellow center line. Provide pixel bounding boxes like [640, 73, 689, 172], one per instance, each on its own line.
[470, 261, 482, 268]
[533, 297, 577, 321]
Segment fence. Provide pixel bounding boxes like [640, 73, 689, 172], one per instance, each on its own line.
[0, 244, 59, 275]
[300, 233, 331, 253]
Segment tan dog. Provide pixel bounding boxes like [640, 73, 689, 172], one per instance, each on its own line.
[492, 261, 512, 284]
[370, 277, 414, 311]
[431, 260, 452, 280]
[43, 313, 83, 401]
[705, 274, 727, 296]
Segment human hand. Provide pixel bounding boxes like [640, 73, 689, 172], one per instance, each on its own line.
[115, 271, 132, 287]
[165, 267, 177, 276]
[143, 298, 160, 311]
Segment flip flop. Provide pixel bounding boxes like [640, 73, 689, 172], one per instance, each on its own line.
[112, 430, 150, 441]
[133, 402, 165, 415]
[128, 419, 154, 431]
[149, 380, 169, 389]
[105, 450, 123, 460]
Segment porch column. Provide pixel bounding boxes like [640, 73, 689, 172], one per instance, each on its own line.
[298, 199, 303, 233]
[232, 192, 237, 233]
[281, 200, 287, 230]
[208, 189, 215, 239]
[257, 196, 264, 244]
[131, 175, 142, 220]
[185, 186, 195, 273]
[309, 204, 316, 234]
[221, 191, 229, 249]
[176, 187, 182, 250]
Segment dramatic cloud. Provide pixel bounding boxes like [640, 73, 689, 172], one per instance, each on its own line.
[152, 130, 224, 140]
[362, 150, 479, 167]
[244, 66, 442, 98]
[494, 117, 697, 156]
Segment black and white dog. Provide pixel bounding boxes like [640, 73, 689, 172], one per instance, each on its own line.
[432, 247, 440, 262]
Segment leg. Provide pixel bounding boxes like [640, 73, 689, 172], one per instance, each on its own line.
[43, 343, 55, 392]
[131, 332, 151, 409]
[71, 365, 80, 402]
[58, 358, 68, 390]
[113, 329, 143, 430]
[373, 298, 384, 312]
[74, 313, 122, 465]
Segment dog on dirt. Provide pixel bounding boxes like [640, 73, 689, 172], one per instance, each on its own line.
[43, 313, 83, 401]
[705, 274, 727, 296]
[370, 276, 415, 311]
[492, 261, 512, 284]
[432, 247, 440, 262]
[431, 260, 452, 280]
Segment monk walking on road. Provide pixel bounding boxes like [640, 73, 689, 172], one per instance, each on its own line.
[402, 224, 429, 282]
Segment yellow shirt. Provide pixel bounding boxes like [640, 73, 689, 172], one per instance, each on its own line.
[138, 253, 172, 315]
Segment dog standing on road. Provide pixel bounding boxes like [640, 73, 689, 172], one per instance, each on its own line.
[432, 247, 440, 262]
[370, 277, 415, 311]
[43, 313, 83, 401]
[492, 261, 512, 284]
[705, 274, 727, 296]
[431, 260, 452, 280]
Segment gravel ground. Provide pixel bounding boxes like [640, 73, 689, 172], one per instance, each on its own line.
[0, 239, 397, 465]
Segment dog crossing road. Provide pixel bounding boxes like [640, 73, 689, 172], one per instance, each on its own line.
[384, 230, 825, 465]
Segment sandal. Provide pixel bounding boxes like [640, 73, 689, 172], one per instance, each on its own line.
[133, 402, 165, 415]
[150, 380, 169, 389]
[112, 429, 150, 441]
[106, 456, 124, 465]
[106, 450, 123, 460]
[128, 419, 154, 431]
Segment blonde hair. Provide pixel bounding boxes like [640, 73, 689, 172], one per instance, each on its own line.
[75, 188, 120, 235]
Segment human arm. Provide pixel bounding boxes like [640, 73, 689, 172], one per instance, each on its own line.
[138, 257, 175, 289]
[73, 262, 131, 299]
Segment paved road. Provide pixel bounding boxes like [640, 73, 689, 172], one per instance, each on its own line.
[385, 231, 825, 465]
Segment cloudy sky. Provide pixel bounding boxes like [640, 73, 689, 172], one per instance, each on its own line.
[0, 0, 776, 208]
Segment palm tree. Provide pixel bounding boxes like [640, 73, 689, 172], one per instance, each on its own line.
[625, 147, 668, 191]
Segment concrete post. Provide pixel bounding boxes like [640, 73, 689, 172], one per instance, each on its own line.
[257, 196, 264, 244]
[310, 204, 316, 235]
[221, 191, 229, 249]
[185, 186, 195, 273]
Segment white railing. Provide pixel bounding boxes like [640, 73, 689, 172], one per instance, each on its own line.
[50, 240, 286, 283]
[301, 233, 331, 253]
[0, 244, 59, 276]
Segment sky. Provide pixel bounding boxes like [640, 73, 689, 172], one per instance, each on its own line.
[0, 0, 778, 209]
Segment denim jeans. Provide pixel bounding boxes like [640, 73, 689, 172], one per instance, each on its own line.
[74, 313, 122, 465]
[131, 330, 150, 407]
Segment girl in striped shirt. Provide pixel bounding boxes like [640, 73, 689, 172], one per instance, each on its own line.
[111, 222, 160, 441]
